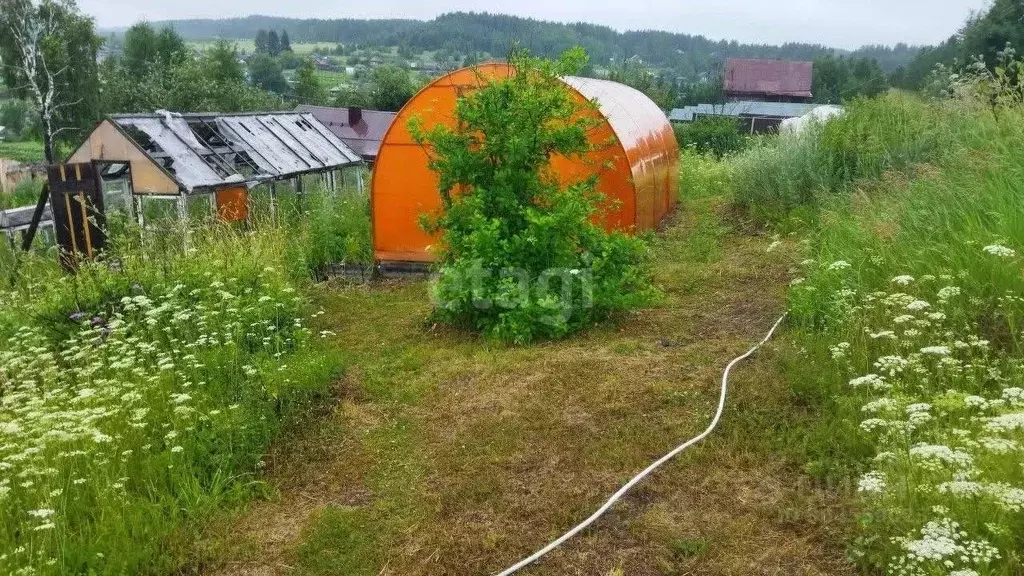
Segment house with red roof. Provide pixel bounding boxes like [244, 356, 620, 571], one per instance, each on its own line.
[723, 59, 813, 103]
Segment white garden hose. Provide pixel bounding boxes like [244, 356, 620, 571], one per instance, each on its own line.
[494, 312, 789, 576]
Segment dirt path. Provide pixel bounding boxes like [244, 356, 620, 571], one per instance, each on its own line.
[202, 198, 854, 576]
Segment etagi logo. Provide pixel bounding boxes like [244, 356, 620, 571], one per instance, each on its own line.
[429, 264, 595, 326]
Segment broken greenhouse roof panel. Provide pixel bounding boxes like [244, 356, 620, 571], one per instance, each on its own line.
[103, 112, 362, 193]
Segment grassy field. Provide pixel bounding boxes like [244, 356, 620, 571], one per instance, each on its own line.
[199, 169, 853, 575]
[188, 40, 339, 55]
[728, 90, 1024, 574]
[0, 140, 45, 163]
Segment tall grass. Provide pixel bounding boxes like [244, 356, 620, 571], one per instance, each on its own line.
[745, 91, 1024, 573]
[731, 92, 969, 223]
[0, 191, 356, 573]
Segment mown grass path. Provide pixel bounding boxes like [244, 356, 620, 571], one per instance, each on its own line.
[203, 197, 854, 575]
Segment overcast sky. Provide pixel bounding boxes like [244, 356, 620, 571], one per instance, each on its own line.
[79, 0, 991, 49]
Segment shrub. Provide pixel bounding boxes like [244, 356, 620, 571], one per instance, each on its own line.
[673, 116, 747, 157]
[410, 48, 656, 343]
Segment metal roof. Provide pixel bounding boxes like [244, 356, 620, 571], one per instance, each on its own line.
[724, 59, 813, 99]
[107, 111, 363, 192]
[668, 101, 822, 122]
[295, 105, 397, 161]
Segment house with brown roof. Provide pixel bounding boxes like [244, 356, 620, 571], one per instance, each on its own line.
[723, 58, 813, 103]
[295, 105, 396, 163]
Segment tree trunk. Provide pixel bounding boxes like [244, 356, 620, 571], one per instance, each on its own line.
[41, 112, 55, 164]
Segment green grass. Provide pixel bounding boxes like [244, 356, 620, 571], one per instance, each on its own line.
[728, 87, 1024, 574]
[0, 140, 45, 163]
[0, 178, 378, 574]
[730, 91, 970, 225]
[200, 164, 854, 575]
[188, 40, 338, 55]
[0, 178, 43, 209]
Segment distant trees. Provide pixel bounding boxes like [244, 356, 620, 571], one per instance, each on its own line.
[293, 59, 327, 104]
[607, 60, 674, 109]
[369, 65, 415, 111]
[122, 22, 188, 76]
[150, 12, 924, 83]
[255, 28, 290, 56]
[247, 52, 287, 93]
[0, 0, 101, 161]
[899, 0, 1024, 90]
[100, 37, 281, 114]
[812, 56, 888, 103]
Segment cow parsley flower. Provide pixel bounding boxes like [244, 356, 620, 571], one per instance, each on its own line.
[937, 286, 961, 300]
[891, 275, 915, 285]
[850, 374, 886, 389]
[906, 300, 931, 311]
[828, 260, 852, 270]
[874, 355, 908, 376]
[908, 444, 973, 469]
[937, 481, 984, 497]
[983, 244, 1016, 257]
[858, 471, 887, 493]
[985, 413, 1024, 432]
[920, 346, 951, 356]
[987, 484, 1024, 512]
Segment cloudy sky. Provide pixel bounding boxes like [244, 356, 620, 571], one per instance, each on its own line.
[79, 0, 990, 49]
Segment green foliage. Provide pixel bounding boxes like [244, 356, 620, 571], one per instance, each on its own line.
[0, 140, 45, 163]
[0, 222, 344, 575]
[247, 53, 288, 93]
[369, 65, 416, 112]
[673, 116, 747, 157]
[0, 177, 44, 209]
[332, 87, 372, 109]
[156, 12, 922, 82]
[410, 48, 656, 343]
[121, 22, 188, 76]
[203, 39, 245, 84]
[676, 77, 723, 107]
[812, 55, 889, 104]
[293, 59, 328, 105]
[904, 0, 1024, 90]
[267, 30, 281, 57]
[607, 60, 674, 109]
[0, 99, 34, 141]
[730, 92, 962, 222]
[0, 0, 102, 157]
[776, 97, 1024, 576]
[99, 46, 283, 114]
[678, 147, 731, 200]
[300, 182, 373, 272]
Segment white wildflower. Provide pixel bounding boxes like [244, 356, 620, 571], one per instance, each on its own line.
[858, 471, 886, 493]
[827, 260, 851, 271]
[920, 345, 951, 356]
[983, 244, 1016, 257]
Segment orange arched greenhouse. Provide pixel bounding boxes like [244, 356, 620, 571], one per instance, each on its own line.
[371, 63, 679, 263]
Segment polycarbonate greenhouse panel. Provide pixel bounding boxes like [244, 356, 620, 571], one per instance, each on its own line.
[371, 63, 678, 263]
[98, 113, 363, 193]
[116, 118, 226, 191]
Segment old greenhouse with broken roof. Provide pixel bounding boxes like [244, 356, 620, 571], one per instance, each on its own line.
[67, 111, 364, 226]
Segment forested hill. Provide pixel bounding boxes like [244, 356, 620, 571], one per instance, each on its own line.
[143, 12, 922, 77]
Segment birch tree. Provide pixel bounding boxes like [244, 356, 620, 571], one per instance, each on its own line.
[0, 0, 100, 163]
